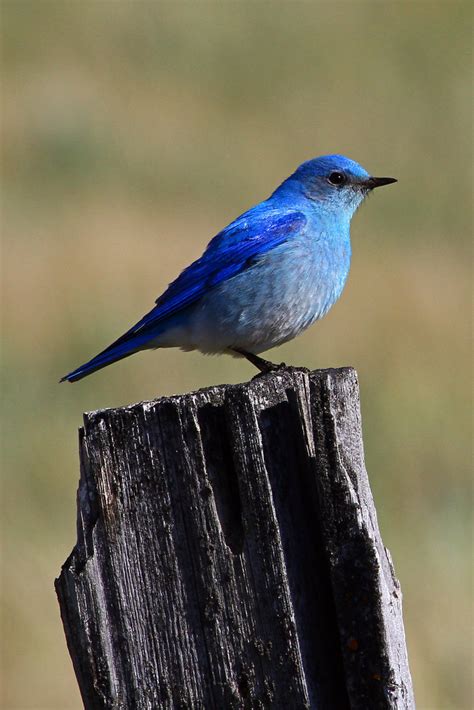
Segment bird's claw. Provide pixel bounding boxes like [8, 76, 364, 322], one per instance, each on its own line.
[251, 361, 286, 379]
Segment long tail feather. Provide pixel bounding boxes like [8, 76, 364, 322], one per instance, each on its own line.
[60, 331, 155, 383]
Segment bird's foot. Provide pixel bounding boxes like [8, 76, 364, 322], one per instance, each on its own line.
[233, 348, 288, 375]
[250, 366, 289, 381]
[251, 363, 313, 381]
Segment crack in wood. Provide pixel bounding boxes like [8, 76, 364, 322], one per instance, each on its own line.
[56, 367, 414, 710]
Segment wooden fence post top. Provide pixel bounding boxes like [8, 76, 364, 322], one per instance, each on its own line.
[56, 367, 415, 710]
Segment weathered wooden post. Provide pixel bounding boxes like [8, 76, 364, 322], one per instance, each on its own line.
[56, 367, 414, 709]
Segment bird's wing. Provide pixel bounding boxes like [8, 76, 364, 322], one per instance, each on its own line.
[61, 207, 306, 381]
[119, 207, 307, 339]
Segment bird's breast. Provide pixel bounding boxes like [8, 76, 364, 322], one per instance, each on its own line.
[184, 228, 352, 353]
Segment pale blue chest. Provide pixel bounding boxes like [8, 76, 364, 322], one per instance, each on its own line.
[184, 211, 353, 352]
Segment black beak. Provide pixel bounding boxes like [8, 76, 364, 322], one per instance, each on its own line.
[366, 176, 397, 189]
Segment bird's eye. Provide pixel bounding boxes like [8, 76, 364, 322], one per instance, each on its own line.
[328, 171, 346, 186]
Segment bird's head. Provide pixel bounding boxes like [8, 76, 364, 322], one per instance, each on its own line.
[277, 154, 397, 217]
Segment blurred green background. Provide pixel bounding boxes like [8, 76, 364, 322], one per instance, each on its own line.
[1, 1, 472, 708]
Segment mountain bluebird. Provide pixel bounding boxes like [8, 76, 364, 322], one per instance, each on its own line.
[62, 155, 396, 382]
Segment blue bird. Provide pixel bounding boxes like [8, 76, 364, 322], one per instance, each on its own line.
[62, 155, 396, 382]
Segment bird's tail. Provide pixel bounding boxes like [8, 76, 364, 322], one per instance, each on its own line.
[60, 331, 155, 383]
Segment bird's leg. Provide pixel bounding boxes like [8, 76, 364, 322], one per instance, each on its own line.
[232, 348, 286, 374]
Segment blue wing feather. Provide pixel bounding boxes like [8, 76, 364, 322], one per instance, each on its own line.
[61, 206, 306, 381]
[119, 207, 306, 337]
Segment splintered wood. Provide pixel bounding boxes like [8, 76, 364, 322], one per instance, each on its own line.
[56, 367, 414, 710]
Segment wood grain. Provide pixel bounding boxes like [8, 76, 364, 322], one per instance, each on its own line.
[56, 367, 414, 709]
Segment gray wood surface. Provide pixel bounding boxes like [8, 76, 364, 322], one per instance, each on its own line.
[56, 367, 414, 709]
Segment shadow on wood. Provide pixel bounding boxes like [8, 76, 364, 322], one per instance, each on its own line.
[55, 367, 414, 709]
